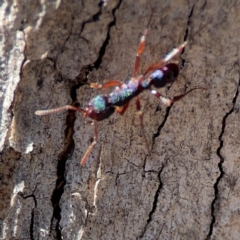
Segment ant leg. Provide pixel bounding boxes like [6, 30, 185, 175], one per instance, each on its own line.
[143, 42, 187, 76]
[116, 102, 129, 115]
[90, 80, 123, 89]
[80, 120, 98, 165]
[150, 87, 206, 106]
[135, 96, 149, 152]
[133, 10, 154, 77]
[134, 29, 148, 77]
[135, 96, 144, 129]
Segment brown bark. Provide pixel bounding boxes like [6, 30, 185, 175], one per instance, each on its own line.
[1, 0, 240, 239]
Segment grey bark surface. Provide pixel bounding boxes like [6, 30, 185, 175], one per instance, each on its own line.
[1, 0, 240, 239]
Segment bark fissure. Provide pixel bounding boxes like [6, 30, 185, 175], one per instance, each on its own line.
[182, 5, 194, 68]
[30, 202, 35, 240]
[50, 110, 76, 240]
[184, 5, 194, 42]
[152, 106, 171, 148]
[201, 1, 207, 11]
[90, 0, 123, 71]
[19, 189, 37, 240]
[138, 165, 164, 238]
[60, 15, 75, 54]
[206, 75, 240, 239]
[79, 3, 104, 37]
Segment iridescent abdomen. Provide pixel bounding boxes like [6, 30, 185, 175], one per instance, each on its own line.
[86, 95, 114, 121]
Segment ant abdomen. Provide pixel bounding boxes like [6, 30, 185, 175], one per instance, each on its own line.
[86, 95, 115, 121]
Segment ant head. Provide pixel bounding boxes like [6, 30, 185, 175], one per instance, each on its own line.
[150, 63, 179, 88]
[163, 63, 179, 82]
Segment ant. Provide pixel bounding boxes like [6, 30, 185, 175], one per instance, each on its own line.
[35, 13, 205, 165]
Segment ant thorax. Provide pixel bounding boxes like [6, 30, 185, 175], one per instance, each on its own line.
[108, 79, 139, 106]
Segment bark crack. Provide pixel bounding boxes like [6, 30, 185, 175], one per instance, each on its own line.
[152, 106, 171, 149]
[86, 0, 123, 71]
[19, 186, 37, 240]
[60, 15, 75, 54]
[138, 165, 164, 239]
[182, 4, 194, 68]
[206, 72, 240, 240]
[183, 5, 195, 42]
[50, 109, 76, 240]
[79, 3, 104, 37]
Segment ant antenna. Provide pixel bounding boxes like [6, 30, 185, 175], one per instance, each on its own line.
[186, 18, 212, 44]
[147, 8, 155, 29]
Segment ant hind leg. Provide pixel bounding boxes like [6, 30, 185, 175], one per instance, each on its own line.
[150, 87, 206, 106]
[80, 120, 98, 165]
[135, 96, 150, 152]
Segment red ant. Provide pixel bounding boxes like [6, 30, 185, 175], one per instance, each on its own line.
[35, 15, 205, 165]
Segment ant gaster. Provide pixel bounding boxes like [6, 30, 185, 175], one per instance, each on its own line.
[35, 13, 205, 165]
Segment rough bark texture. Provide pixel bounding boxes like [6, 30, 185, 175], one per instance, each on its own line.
[1, 0, 240, 239]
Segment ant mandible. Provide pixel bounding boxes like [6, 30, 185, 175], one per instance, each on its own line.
[35, 13, 205, 165]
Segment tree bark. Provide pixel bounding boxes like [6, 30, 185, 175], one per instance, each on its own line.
[1, 0, 240, 239]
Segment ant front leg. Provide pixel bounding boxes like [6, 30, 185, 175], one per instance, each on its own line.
[133, 10, 153, 77]
[90, 80, 123, 89]
[80, 120, 98, 165]
[150, 87, 206, 106]
[144, 42, 187, 76]
[134, 29, 148, 77]
[116, 102, 129, 115]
